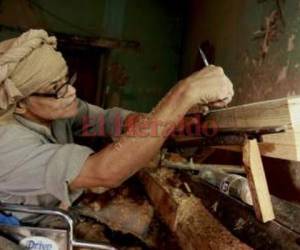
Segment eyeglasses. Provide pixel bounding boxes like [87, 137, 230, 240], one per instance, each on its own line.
[31, 73, 77, 99]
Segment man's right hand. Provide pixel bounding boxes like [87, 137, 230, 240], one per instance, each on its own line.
[182, 65, 234, 109]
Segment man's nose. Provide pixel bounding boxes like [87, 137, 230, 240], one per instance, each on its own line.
[66, 85, 76, 97]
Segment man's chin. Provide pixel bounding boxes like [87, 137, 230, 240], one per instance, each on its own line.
[53, 99, 78, 119]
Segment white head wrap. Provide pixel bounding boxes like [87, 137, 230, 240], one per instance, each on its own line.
[0, 29, 68, 122]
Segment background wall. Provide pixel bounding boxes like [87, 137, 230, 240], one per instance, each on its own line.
[182, 0, 300, 203]
[182, 0, 300, 105]
[106, 0, 184, 111]
[0, 0, 185, 111]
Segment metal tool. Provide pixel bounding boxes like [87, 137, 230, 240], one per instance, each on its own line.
[201, 125, 287, 146]
[197, 47, 231, 112]
[198, 47, 209, 66]
[162, 158, 253, 206]
[167, 125, 286, 148]
[195, 47, 211, 115]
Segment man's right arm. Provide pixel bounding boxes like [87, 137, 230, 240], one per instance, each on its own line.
[69, 65, 234, 190]
[71, 99, 133, 138]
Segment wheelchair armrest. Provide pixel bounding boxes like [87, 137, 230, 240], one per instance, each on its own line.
[0, 202, 117, 250]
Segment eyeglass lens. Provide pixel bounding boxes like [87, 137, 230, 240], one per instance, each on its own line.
[56, 73, 77, 98]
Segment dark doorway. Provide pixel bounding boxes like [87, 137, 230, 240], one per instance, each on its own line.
[58, 44, 108, 107]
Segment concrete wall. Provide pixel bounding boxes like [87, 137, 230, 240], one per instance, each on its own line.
[182, 0, 300, 202]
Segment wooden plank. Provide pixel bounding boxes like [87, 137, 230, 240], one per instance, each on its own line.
[139, 169, 251, 250]
[259, 129, 300, 160]
[259, 143, 299, 161]
[203, 97, 300, 161]
[213, 134, 300, 161]
[242, 139, 275, 223]
[206, 96, 300, 130]
[215, 143, 300, 162]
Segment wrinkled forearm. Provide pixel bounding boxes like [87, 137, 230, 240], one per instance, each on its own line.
[70, 81, 193, 189]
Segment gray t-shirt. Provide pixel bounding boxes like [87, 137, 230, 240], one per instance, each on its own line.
[0, 99, 132, 220]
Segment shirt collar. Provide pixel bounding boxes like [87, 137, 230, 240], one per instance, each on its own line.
[14, 115, 57, 142]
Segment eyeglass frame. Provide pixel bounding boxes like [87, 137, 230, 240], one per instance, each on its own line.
[30, 73, 77, 99]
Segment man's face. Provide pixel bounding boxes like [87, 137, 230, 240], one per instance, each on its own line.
[23, 77, 78, 121]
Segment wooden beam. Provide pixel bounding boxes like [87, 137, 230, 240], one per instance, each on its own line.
[206, 97, 300, 130]
[259, 129, 300, 160]
[0, 24, 140, 50]
[213, 139, 300, 162]
[139, 169, 251, 250]
[204, 97, 300, 161]
[213, 132, 300, 161]
[243, 139, 275, 223]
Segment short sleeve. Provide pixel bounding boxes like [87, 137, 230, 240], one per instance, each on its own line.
[0, 125, 94, 206]
[44, 144, 93, 205]
[71, 99, 133, 137]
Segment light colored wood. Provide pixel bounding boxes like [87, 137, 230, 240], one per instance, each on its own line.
[261, 129, 300, 144]
[260, 129, 300, 160]
[243, 139, 275, 223]
[213, 134, 300, 161]
[259, 143, 299, 161]
[206, 96, 300, 130]
[205, 97, 300, 161]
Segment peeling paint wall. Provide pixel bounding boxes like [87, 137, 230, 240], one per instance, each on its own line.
[182, 0, 300, 202]
[182, 0, 300, 105]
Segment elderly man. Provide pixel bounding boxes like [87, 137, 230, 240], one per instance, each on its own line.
[0, 29, 233, 224]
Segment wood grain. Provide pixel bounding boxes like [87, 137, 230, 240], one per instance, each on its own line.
[243, 139, 275, 223]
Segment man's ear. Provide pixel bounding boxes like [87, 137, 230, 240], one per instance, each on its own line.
[15, 100, 28, 114]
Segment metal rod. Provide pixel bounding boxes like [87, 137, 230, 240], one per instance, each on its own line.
[0, 203, 75, 249]
[0, 203, 117, 250]
[163, 159, 245, 174]
[73, 240, 117, 250]
[198, 47, 209, 66]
